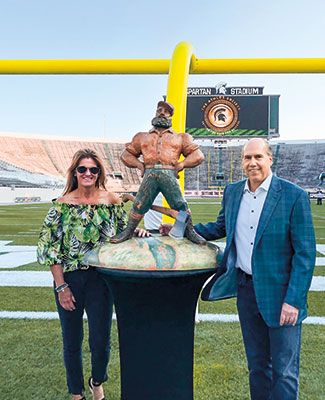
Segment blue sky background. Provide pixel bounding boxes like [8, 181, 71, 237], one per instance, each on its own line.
[0, 0, 324, 141]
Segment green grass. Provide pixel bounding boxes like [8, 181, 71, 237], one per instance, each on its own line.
[0, 287, 323, 323]
[0, 287, 56, 311]
[0, 200, 324, 399]
[9, 261, 46, 271]
[0, 200, 324, 245]
[314, 266, 325, 276]
[0, 320, 324, 400]
[187, 200, 325, 244]
[198, 291, 325, 316]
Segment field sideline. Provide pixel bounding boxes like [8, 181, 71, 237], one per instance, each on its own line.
[0, 200, 324, 399]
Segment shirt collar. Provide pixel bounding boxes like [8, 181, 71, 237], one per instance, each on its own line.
[149, 127, 174, 134]
[244, 172, 273, 194]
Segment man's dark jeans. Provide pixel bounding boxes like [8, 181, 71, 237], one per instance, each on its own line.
[55, 268, 113, 395]
[236, 269, 301, 400]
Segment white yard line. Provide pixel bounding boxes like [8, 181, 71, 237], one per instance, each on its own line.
[0, 241, 325, 269]
[317, 244, 325, 255]
[1, 311, 324, 325]
[316, 258, 325, 266]
[198, 314, 325, 325]
[310, 276, 325, 291]
[0, 271, 52, 286]
[1, 271, 325, 291]
[0, 252, 37, 269]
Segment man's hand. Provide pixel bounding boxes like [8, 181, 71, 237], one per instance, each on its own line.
[280, 302, 299, 326]
[159, 224, 173, 236]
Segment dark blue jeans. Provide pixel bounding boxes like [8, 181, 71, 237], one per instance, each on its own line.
[236, 270, 301, 400]
[55, 268, 113, 395]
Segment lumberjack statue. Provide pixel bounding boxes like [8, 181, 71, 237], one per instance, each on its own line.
[110, 100, 206, 245]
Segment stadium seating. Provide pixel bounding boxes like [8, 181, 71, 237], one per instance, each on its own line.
[0, 134, 142, 191]
[185, 141, 325, 191]
[0, 134, 323, 192]
[0, 158, 64, 188]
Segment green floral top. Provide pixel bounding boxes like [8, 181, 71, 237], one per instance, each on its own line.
[37, 201, 127, 272]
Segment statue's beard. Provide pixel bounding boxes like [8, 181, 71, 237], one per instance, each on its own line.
[151, 116, 172, 129]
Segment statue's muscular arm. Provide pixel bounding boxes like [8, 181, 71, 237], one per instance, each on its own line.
[121, 132, 145, 176]
[175, 133, 204, 175]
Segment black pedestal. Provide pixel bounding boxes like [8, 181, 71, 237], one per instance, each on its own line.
[99, 269, 214, 400]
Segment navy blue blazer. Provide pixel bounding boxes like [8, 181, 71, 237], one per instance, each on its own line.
[195, 175, 316, 327]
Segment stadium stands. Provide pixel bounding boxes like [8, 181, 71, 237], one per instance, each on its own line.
[0, 133, 142, 192]
[0, 133, 324, 195]
[274, 141, 325, 188]
[185, 140, 325, 192]
[0, 158, 63, 188]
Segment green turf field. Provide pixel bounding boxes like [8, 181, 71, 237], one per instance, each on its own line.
[0, 200, 324, 399]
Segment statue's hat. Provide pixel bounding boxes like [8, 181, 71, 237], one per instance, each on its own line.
[157, 101, 174, 116]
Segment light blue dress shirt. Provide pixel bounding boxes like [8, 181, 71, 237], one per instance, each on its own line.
[235, 173, 273, 274]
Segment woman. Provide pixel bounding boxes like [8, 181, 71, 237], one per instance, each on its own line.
[37, 148, 147, 400]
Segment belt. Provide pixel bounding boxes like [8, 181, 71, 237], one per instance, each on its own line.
[238, 269, 252, 280]
[145, 164, 175, 170]
[147, 229, 160, 234]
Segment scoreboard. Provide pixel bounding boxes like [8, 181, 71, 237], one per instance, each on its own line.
[186, 85, 279, 139]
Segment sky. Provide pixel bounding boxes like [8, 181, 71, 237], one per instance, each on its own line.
[0, 0, 324, 142]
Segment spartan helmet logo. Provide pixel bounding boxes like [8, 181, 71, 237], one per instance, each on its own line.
[215, 82, 227, 94]
[203, 97, 240, 133]
[214, 107, 227, 123]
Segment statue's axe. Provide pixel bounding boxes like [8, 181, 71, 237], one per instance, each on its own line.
[121, 193, 179, 220]
[168, 210, 189, 239]
[122, 193, 187, 238]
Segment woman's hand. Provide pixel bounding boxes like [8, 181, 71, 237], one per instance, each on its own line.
[58, 287, 76, 311]
[121, 193, 135, 203]
[134, 228, 151, 238]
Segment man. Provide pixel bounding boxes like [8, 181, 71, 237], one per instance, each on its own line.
[316, 190, 323, 205]
[162, 138, 316, 399]
[143, 193, 163, 234]
[111, 100, 206, 244]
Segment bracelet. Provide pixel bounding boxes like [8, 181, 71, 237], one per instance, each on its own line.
[55, 283, 69, 293]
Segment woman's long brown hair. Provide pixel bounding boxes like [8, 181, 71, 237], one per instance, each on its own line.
[62, 148, 107, 195]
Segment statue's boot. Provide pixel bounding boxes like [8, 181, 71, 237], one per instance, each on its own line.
[110, 214, 142, 244]
[184, 216, 206, 245]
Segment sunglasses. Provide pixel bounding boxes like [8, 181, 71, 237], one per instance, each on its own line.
[76, 166, 100, 175]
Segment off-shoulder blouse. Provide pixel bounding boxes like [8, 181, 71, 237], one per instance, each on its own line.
[37, 201, 127, 272]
